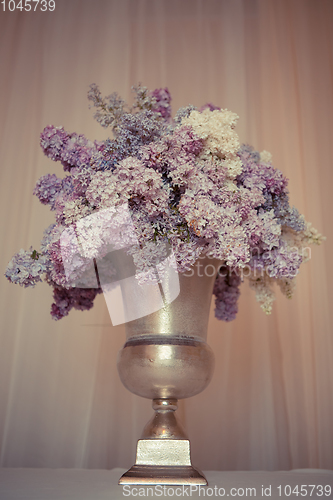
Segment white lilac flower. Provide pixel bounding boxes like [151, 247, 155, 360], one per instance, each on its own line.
[181, 108, 242, 178]
[277, 277, 296, 299]
[248, 273, 276, 315]
[259, 150, 273, 163]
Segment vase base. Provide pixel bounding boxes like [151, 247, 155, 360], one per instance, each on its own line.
[118, 438, 208, 485]
[118, 465, 208, 485]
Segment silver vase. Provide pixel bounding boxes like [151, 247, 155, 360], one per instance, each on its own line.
[117, 257, 219, 485]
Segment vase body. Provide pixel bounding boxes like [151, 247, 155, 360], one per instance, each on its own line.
[117, 257, 220, 485]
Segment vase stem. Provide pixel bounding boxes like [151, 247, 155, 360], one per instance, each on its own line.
[141, 398, 188, 440]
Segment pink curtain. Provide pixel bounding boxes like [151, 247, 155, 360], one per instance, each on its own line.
[1, 0, 332, 471]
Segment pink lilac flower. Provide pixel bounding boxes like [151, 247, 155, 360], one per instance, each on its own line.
[199, 103, 221, 112]
[40, 125, 69, 162]
[237, 144, 288, 196]
[150, 87, 172, 120]
[40, 126, 97, 172]
[47, 239, 68, 287]
[86, 157, 170, 218]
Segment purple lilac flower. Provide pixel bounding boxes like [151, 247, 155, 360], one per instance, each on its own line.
[237, 144, 288, 196]
[61, 176, 74, 195]
[33, 174, 74, 218]
[150, 87, 172, 120]
[116, 110, 165, 149]
[86, 157, 170, 218]
[132, 84, 158, 112]
[71, 168, 92, 198]
[174, 105, 197, 124]
[238, 144, 261, 164]
[92, 110, 167, 172]
[263, 193, 305, 232]
[5, 248, 49, 288]
[87, 83, 125, 129]
[40, 125, 69, 162]
[91, 140, 118, 172]
[213, 266, 241, 321]
[51, 286, 102, 320]
[33, 174, 63, 210]
[60, 134, 95, 171]
[139, 125, 204, 208]
[199, 103, 221, 112]
[40, 126, 97, 172]
[48, 239, 68, 287]
[257, 240, 303, 278]
[40, 224, 62, 255]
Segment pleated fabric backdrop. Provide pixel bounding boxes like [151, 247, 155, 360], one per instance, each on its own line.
[0, 0, 332, 471]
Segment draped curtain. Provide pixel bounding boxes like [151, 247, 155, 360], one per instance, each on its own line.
[1, 0, 332, 471]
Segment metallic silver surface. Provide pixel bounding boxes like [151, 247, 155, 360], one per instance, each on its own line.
[118, 439, 208, 485]
[117, 258, 220, 485]
[117, 341, 214, 400]
[125, 258, 221, 341]
[135, 439, 191, 466]
[141, 399, 188, 440]
[118, 465, 208, 485]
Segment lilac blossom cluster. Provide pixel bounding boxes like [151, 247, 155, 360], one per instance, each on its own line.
[5, 248, 49, 288]
[213, 266, 241, 322]
[5, 84, 324, 321]
[51, 286, 102, 321]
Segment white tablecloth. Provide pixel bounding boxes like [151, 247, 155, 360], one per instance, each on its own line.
[0, 468, 332, 499]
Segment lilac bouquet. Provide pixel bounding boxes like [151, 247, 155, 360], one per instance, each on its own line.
[5, 85, 324, 321]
